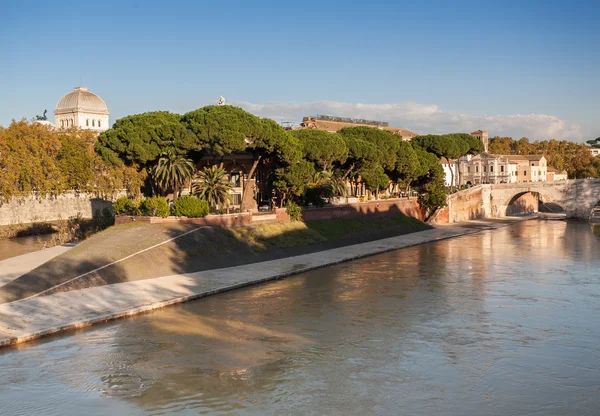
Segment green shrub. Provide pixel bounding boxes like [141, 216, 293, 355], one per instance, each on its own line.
[140, 196, 170, 218]
[112, 197, 142, 216]
[171, 196, 209, 218]
[285, 201, 302, 222]
[303, 187, 326, 207]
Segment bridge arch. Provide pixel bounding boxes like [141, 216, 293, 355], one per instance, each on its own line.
[500, 191, 562, 217]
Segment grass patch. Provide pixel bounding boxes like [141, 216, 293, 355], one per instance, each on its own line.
[229, 214, 430, 251]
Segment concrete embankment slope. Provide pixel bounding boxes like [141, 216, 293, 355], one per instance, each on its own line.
[0, 224, 491, 348]
[0, 215, 431, 303]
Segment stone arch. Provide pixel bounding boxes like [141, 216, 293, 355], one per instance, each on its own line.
[499, 190, 562, 217]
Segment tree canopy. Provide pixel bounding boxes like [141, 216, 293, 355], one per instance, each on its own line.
[291, 129, 348, 171]
[95, 111, 194, 167]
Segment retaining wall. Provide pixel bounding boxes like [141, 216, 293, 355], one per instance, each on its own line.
[0, 191, 122, 226]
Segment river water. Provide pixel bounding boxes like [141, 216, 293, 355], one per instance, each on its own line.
[1, 221, 599, 415]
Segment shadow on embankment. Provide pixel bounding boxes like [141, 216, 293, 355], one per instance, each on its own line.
[0, 204, 431, 304]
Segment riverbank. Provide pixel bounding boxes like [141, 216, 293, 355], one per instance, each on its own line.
[0, 214, 430, 303]
[0, 217, 533, 348]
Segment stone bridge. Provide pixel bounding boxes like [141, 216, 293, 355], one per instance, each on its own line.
[435, 179, 600, 223]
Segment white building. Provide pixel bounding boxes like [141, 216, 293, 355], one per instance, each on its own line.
[589, 147, 600, 157]
[440, 157, 459, 187]
[54, 86, 109, 132]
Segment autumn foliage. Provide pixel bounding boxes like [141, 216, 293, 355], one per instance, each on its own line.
[0, 120, 146, 203]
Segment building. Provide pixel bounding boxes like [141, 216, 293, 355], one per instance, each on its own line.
[547, 168, 568, 181]
[589, 147, 600, 157]
[471, 130, 489, 153]
[458, 153, 548, 185]
[299, 115, 419, 141]
[458, 153, 513, 185]
[505, 155, 547, 182]
[440, 157, 459, 187]
[54, 86, 109, 132]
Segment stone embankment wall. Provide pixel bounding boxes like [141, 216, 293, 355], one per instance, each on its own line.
[431, 186, 485, 224]
[0, 192, 120, 226]
[301, 198, 425, 222]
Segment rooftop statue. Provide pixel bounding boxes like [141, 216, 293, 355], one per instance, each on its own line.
[34, 109, 48, 121]
[217, 96, 225, 106]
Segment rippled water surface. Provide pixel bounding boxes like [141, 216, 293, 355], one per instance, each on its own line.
[1, 221, 600, 415]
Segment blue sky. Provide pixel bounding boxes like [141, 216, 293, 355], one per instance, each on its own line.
[1, 0, 598, 141]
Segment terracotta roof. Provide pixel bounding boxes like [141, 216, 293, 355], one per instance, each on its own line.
[548, 167, 567, 174]
[440, 157, 457, 164]
[471, 130, 486, 134]
[299, 118, 419, 139]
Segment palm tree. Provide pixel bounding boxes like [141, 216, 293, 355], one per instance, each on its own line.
[192, 165, 232, 211]
[310, 170, 347, 198]
[152, 148, 195, 201]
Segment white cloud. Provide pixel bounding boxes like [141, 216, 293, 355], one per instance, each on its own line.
[231, 99, 587, 142]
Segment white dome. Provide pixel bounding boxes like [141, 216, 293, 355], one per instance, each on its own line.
[54, 86, 109, 115]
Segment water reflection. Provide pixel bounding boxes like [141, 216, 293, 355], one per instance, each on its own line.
[0, 221, 599, 416]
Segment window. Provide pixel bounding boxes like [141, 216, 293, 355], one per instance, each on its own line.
[468, 167, 471, 173]
[531, 163, 535, 167]
[501, 166, 504, 172]
[490, 165, 494, 173]
[86, 119, 89, 127]
[98, 120, 101, 128]
[230, 171, 241, 187]
[92, 120, 95, 127]
[483, 166, 487, 173]
[61, 120, 64, 128]
[476, 166, 479, 173]
[524, 170, 527, 176]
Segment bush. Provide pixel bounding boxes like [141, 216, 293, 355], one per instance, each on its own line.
[285, 201, 302, 222]
[171, 196, 209, 218]
[303, 187, 326, 207]
[140, 196, 170, 218]
[112, 197, 140, 216]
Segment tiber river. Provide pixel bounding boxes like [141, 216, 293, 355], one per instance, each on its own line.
[1, 221, 599, 415]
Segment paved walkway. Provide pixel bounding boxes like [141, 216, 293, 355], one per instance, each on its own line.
[0, 245, 74, 288]
[0, 219, 531, 347]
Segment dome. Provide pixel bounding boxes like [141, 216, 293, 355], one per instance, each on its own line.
[54, 86, 109, 115]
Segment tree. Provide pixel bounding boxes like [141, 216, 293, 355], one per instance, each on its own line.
[152, 148, 195, 200]
[391, 140, 420, 195]
[412, 149, 448, 216]
[359, 163, 390, 198]
[273, 160, 316, 206]
[192, 165, 232, 211]
[412, 134, 462, 189]
[489, 136, 514, 154]
[56, 134, 95, 192]
[291, 130, 348, 171]
[95, 111, 194, 168]
[338, 135, 380, 183]
[587, 137, 600, 148]
[0, 120, 63, 202]
[338, 127, 399, 171]
[184, 106, 301, 210]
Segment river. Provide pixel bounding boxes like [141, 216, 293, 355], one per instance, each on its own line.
[1, 221, 599, 415]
